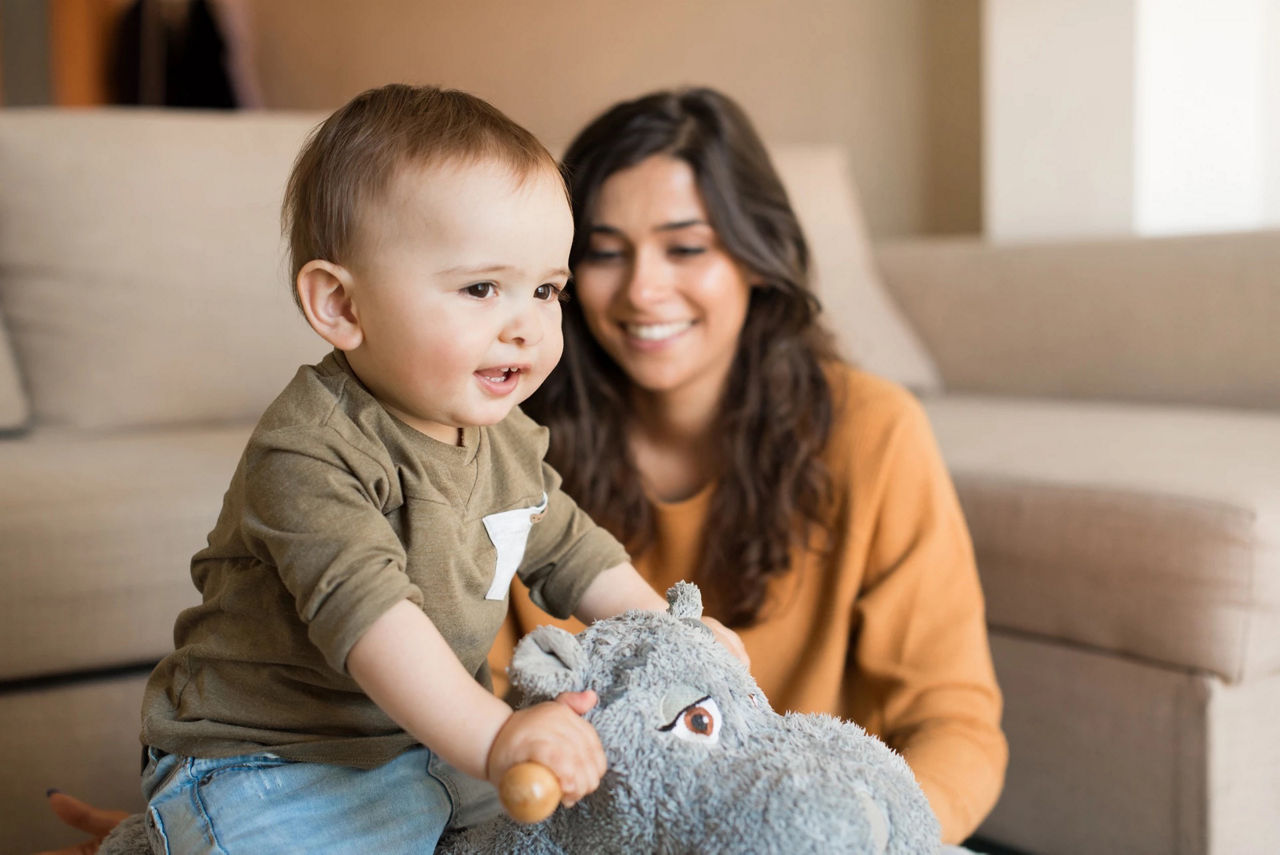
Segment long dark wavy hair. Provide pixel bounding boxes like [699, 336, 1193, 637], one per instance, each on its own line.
[524, 87, 838, 627]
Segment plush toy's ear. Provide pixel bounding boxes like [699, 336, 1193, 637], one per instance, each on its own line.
[666, 581, 704, 620]
[509, 625, 588, 702]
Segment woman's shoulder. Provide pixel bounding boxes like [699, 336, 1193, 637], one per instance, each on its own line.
[819, 361, 938, 477]
[823, 360, 928, 431]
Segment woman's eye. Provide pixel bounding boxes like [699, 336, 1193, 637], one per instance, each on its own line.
[660, 696, 721, 745]
[534, 283, 563, 301]
[464, 282, 495, 298]
[669, 245, 706, 258]
[582, 247, 623, 263]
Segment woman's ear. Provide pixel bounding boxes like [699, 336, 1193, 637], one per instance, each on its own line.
[296, 260, 363, 351]
[737, 260, 767, 290]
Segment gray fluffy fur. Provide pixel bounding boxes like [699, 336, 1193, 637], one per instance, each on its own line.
[439, 582, 940, 854]
[101, 582, 939, 854]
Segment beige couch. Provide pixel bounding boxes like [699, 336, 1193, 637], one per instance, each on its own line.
[1, 109, 1276, 855]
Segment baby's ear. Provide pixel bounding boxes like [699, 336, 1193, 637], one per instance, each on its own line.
[296, 259, 362, 351]
[509, 626, 587, 702]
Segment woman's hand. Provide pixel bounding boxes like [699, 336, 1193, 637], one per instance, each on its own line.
[701, 616, 750, 668]
[36, 791, 129, 855]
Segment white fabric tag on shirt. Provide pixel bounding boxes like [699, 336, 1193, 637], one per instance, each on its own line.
[482, 493, 548, 600]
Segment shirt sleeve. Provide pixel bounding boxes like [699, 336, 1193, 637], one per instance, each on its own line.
[844, 391, 1008, 844]
[516, 459, 630, 619]
[240, 426, 423, 674]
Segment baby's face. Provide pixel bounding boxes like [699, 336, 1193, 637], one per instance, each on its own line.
[343, 158, 572, 443]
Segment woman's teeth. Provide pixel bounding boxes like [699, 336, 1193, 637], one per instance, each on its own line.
[625, 320, 693, 341]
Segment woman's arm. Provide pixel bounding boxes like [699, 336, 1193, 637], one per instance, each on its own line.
[844, 391, 1007, 844]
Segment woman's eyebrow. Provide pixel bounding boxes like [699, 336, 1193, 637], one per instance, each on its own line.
[655, 219, 707, 232]
[588, 219, 708, 235]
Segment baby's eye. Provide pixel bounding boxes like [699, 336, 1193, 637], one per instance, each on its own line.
[533, 283, 563, 301]
[464, 282, 496, 298]
[659, 696, 721, 746]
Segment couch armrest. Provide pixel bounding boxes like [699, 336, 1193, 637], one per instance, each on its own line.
[875, 230, 1280, 410]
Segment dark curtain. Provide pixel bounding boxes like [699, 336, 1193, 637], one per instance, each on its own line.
[111, 0, 237, 108]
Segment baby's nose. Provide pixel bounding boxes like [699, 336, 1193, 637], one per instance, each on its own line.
[500, 306, 543, 346]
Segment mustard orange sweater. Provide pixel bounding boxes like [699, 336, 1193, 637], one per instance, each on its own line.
[491, 365, 1007, 844]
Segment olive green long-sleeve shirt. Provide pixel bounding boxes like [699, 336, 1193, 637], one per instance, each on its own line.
[142, 351, 626, 768]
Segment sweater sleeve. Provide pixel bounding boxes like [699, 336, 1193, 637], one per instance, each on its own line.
[845, 389, 1007, 844]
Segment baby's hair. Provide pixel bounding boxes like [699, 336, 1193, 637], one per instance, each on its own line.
[282, 83, 560, 310]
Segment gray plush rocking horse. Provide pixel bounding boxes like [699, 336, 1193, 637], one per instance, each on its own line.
[102, 583, 940, 854]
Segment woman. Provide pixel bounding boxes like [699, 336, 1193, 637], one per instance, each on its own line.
[491, 87, 1006, 845]
[47, 87, 1005, 851]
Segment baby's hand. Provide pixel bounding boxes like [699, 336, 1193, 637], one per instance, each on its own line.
[701, 616, 750, 667]
[486, 691, 606, 809]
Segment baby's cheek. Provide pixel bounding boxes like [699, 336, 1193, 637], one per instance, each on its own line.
[542, 329, 565, 373]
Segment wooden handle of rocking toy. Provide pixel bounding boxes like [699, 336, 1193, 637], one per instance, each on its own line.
[499, 761, 561, 824]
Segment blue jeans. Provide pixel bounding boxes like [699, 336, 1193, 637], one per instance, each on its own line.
[141, 746, 499, 854]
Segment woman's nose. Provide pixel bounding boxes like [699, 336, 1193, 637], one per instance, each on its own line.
[623, 249, 673, 306]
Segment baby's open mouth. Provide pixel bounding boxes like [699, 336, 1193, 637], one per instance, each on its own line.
[476, 366, 522, 383]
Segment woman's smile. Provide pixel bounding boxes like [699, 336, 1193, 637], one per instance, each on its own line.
[622, 319, 695, 343]
[574, 155, 752, 400]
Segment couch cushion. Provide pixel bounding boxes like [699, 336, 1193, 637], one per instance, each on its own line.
[0, 424, 251, 680]
[979, 631, 1212, 854]
[770, 145, 941, 393]
[924, 395, 1280, 683]
[0, 313, 27, 430]
[879, 231, 1280, 410]
[0, 109, 328, 430]
[0, 671, 151, 854]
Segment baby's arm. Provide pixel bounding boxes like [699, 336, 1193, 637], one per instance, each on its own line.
[347, 600, 604, 805]
[572, 561, 667, 619]
[574, 562, 749, 665]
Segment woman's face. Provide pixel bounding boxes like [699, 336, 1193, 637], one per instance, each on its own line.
[573, 155, 753, 405]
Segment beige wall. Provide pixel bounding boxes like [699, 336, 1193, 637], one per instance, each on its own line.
[242, 0, 980, 237]
[983, 0, 1280, 239]
[983, 0, 1137, 240]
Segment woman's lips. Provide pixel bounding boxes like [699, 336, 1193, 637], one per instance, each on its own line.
[622, 320, 694, 344]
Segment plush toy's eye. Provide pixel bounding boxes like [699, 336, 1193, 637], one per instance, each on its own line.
[684, 705, 714, 735]
[659, 696, 721, 745]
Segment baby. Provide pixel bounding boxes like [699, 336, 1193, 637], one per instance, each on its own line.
[138, 84, 742, 854]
